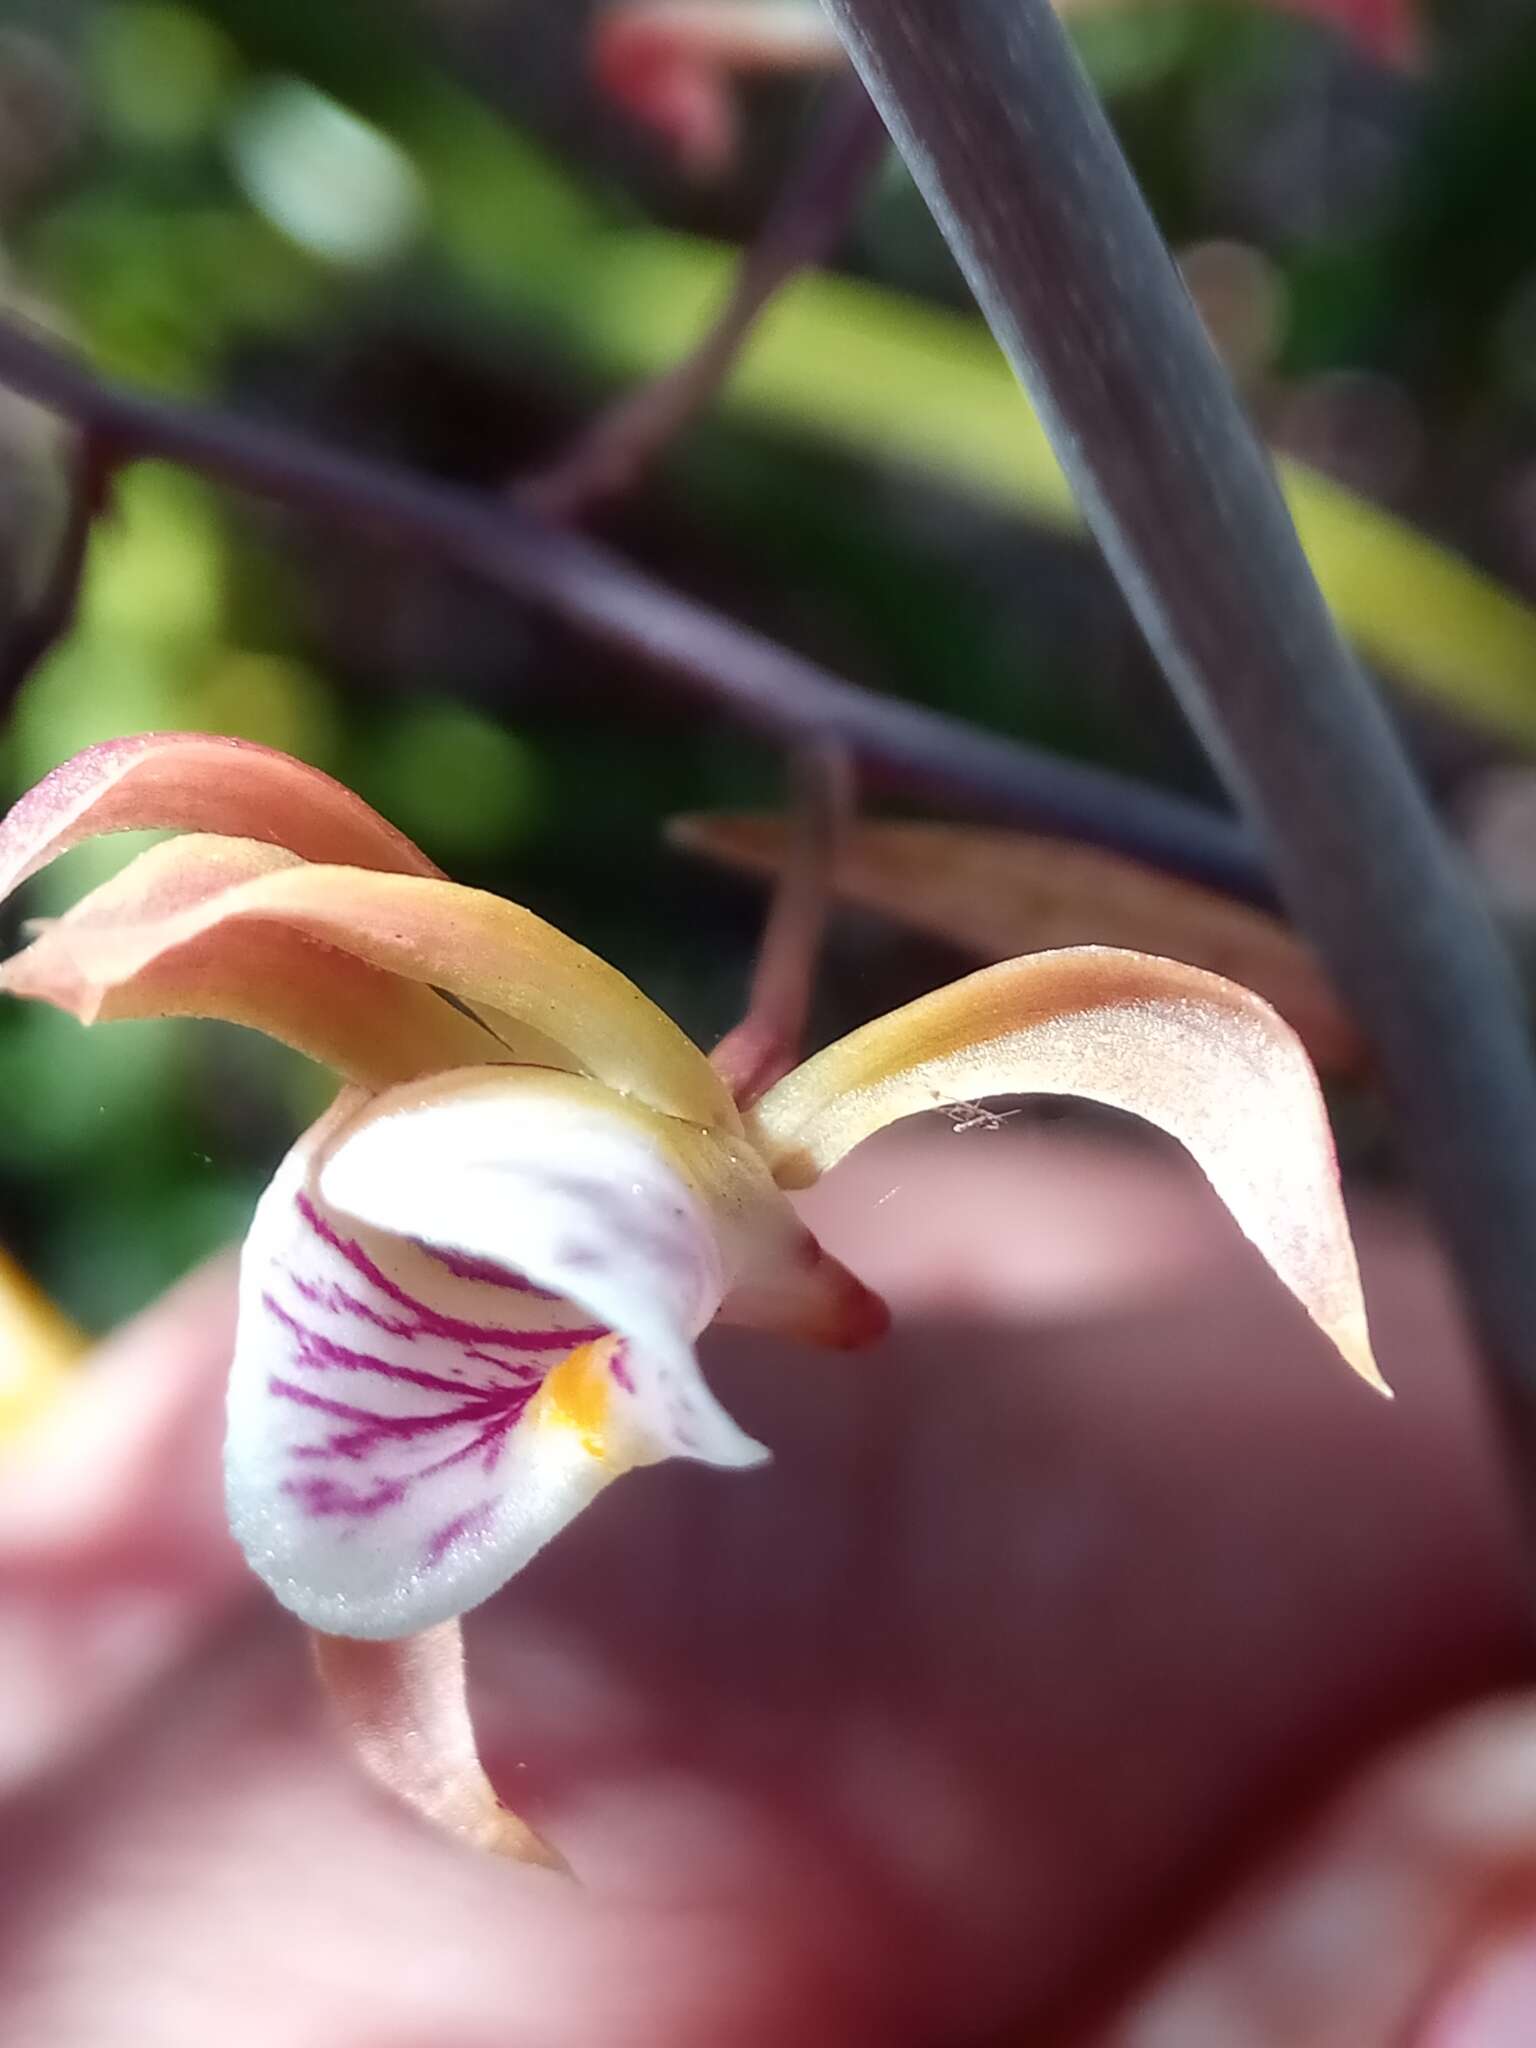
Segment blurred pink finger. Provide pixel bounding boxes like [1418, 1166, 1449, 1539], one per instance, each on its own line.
[0, 1131, 1525, 2043]
[1099, 1695, 1536, 2046]
[0, 1255, 251, 1791]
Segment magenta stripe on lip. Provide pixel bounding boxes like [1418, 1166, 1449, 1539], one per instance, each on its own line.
[294, 1193, 604, 1349]
[414, 1241, 561, 1296]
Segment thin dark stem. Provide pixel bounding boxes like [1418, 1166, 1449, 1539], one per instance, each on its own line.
[712, 738, 852, 1104]
[822, 0, 1536, 1536]
[0, 430, 116, 707]
[527, 75, 884, 520]
[0, 314, 1266, 901]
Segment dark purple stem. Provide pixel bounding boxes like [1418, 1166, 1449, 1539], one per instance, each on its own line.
[0, 313, 1266, 901]
[527, 74, 886, 520]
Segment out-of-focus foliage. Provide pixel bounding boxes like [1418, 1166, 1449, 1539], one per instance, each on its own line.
[6, 0, 1536, 1325]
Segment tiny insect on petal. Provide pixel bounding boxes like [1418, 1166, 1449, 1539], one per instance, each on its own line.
[751, 948, 1384, 1393]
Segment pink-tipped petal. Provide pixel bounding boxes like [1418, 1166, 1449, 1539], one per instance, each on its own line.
[0, 733, 441, 906]
[226, 1072, 761, 1640]
[1, 836, 513, 1090]
[311, 1622, 567, 1869]
[4, 837, 737, 1127]
[751, 948, 1383, 1392]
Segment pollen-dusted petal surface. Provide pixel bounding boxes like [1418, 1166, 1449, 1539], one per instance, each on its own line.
[0, 732, 441, 905]
[228, 1072, 761, 1639]
[4, 836, 736, 1126]
[0, 836, 514, 1090]
[751, 947, 1382, 1390]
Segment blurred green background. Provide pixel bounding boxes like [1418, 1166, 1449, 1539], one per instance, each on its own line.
[3, 0, 1536, 1329]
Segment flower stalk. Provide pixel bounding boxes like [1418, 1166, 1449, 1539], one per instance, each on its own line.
[526, 73, 884, 519]
[709, 739, 852, 1104]
[820, 0, 1536, 1551]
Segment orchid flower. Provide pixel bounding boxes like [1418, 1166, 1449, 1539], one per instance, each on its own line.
[0, 733, 1383, 1866]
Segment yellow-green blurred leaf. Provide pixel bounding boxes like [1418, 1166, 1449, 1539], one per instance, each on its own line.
[360, 705, 542, 864]
[569, 230, 1536, 748]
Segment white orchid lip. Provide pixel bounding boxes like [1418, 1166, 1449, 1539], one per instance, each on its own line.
[226, 1072, 765, 1641]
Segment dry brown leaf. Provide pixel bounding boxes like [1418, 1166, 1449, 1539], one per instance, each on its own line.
[672, 816, 1365, 1077]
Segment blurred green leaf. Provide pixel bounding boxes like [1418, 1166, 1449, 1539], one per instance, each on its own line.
[88, 1, 242, 150]
[359, 703, 542, 862]
[569, 231, 1536, 747]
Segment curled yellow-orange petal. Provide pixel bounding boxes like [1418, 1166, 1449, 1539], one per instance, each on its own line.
[750, 947, 1384, 1392]
[311, 1623, 568, 1868]
[0, 732, 441, 905]
[2, 837, 515, 1090]
[3, 835, 738, 1127]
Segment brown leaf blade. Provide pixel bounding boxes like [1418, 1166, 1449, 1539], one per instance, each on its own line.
[673, 816, 1365, 1076]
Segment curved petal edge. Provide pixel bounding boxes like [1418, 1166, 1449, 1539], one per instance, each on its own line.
[751, 948, 1384, 1393]
[0, 732, 442, 905]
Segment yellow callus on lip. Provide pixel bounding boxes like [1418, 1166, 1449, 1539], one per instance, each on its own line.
[531, 1337, 622, 1463]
